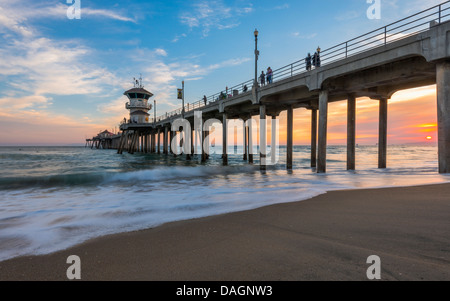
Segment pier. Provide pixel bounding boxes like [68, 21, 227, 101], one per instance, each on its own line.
[95, 2, 450, 173]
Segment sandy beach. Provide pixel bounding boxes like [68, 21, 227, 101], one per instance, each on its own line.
[0, 183, 449, 281]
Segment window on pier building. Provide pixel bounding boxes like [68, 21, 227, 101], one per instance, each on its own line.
[128, 93, 150, 100]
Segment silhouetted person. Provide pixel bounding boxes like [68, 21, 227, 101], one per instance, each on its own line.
[203, 95, 207, 105]
[243, 85, 248, 92]
[312, 52, 317, 68]
[316, 46, 321, 67]
[305, 53, 312, 71]
[266, 67, 273, 84]
[260, 71, 266, 86]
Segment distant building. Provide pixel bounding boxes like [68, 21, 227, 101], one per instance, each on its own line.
[97, 130, 114, 139]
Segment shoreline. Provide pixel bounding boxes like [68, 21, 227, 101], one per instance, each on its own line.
[0, 183, 449, 280]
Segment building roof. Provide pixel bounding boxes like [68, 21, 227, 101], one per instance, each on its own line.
[130, 110, 150, 116]
[99, 130, 114, 135]
[124, 87, 153, 97]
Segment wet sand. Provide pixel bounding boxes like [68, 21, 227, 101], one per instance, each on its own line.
[0, 183, 449, 281]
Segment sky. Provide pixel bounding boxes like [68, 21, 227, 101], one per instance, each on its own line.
[0, 0, 444, 146]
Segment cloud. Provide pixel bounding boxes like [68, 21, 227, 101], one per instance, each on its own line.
[0, 95, 51, 110]
[0, 36, 121, 96]
[0, 0, 129, 99]
[96, 96, 130, 124]
[154, 48, 168, 56]
[171, 33, 187, 43]
[0, 3, 34, 37]
[389, 86, 436, 103]
[273, 4, 290, 10]
[206, 57, 251, 71]
[0, 107, 114, 145]
[217, 23, 240, 30]
[237, 6, 253, 14]
[81, 7, 136, 23]
[292, 32, 317, 39]
[179, 0, 252, 36]
[0, 0, 253, 144]
[0, 0, 132, 144]
[26, 1, 135, 23]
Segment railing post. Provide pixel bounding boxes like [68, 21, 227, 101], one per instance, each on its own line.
[291, 64, 293, 77]
[345, 42, 348, 58]
[384, 26, 387, 45]
[439, 4, 442, 23]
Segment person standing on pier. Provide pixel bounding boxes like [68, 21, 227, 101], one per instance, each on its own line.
[266, 67, 273, 84]
[306, 53, 312, 71]
[203, 95, 207, 105]
[316, 46, 321, 67]
[260, 71, 266, 86]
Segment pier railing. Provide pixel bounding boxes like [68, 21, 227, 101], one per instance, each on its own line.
[153, 1, 450, 123]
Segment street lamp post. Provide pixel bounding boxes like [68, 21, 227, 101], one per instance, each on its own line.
[253, 29, 266, 171]
[182, 80, 185, 119]
[154, 99, 156, 125]
[254, 29, 259, 87]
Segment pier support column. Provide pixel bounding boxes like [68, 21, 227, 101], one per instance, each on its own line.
[169, 129, 174, 155]
[133, 134, 137, 153]
[222, 113, 228, 165]
[378, 97, 388, 169]
[117, 131, 126, 154]
[260, 105, 267, 171]
[164, 126, 168, 154]
[144, 134, 148, 153]
[191, 126, 194, 158]
[287, 106, 293, 170]
[157, 128, 161, 154]
[201, 119, 207, 163]
[136, 132, 139, 153]
[311, 108, 317, 168]
[271, 115, 277, 165]
[151, 132, 155, 153]
[150, 132, 153, 153]
[172, 129, 178, 157]
[128, 133, 132, 153]
[243, 118, 248, 161]
[347, 94, 356, 170]
[186, 126, 191, 161]
[135, 133, 138, 153]
[248, 116, 254, 163]
[437, 61, 450, 173]
[317, 90, 329, 173]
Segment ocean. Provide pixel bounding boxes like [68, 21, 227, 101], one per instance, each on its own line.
[0, 145, 449, 262]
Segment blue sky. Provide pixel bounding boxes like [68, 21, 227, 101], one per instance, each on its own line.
[0, 0, 444, 144]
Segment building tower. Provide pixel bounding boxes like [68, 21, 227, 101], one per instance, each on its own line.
[124, 75, 153, 124]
